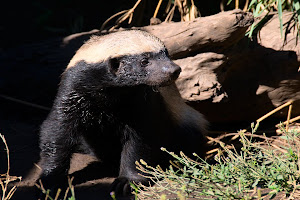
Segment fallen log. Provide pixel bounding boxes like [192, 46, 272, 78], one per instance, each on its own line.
[1, 9, 299, 125]
[174, 52, 228, 103]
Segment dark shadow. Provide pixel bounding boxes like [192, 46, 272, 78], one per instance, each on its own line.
[189, 37, 300, 130]
[10, 182, 130, 200]
[70, 161, 119, 185]
[0, 98, 42, 177]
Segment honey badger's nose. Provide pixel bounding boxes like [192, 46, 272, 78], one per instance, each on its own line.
[163, 62, 181, 80]
[172, 64, 182, 79]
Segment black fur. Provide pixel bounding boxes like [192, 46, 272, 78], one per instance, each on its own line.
[39, 48, 207, 197]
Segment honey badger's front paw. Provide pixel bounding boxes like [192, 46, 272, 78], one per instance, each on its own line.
[110, 177, 133, 197]
[36, 175, 69, 200]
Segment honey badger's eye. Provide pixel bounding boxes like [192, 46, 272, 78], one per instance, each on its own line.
[141, 58, 149, 67]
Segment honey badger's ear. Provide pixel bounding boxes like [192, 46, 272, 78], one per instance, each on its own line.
[108, 57, 120, 74]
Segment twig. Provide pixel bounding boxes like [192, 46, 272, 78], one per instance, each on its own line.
[1, 133, 10, 200]
[243, 0, 249, 11]
[209, 132, 273, 143]
[164, 3, 176, 22]
[100, 10, 128, 31]
[206, 136, 224, 145]
[270, 143, 288, 153]
[220, 0, 225, 12]
[286, 104, 293, 131]
[206, 148, 219, 155]
[0, 134, 10, 180]
[100, 0, 142, 31]
[153, 0, 163, 18]
[0, 94, 50, 111]
[235, 0, 239, 9]
[256, 100, 293, 123]
[0, 133, 22, 200]
[277, 116, 300, 127]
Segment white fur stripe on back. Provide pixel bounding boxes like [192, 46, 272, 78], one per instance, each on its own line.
[67, 30, 165, 69]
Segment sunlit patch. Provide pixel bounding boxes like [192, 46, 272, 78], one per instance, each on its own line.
[67, 30, 165, 69]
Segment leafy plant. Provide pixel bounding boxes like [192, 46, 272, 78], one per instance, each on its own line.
[133, 123, 300, 199]
[230, 0, 300, 40]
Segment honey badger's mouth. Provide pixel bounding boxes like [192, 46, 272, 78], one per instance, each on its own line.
[149, 78, 176, 93]
[148, 78, 177, 88]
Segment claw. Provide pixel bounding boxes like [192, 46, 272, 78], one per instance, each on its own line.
[110, 177, 133, 197]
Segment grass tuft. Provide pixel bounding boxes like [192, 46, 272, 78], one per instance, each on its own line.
[133, 122, 300, 199]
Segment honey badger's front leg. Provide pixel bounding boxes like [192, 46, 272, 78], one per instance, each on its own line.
[38, 108, 76, 195]
[110, 125, 150, 196]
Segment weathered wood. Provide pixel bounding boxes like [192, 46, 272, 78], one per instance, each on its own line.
[174, 53, 228, 103]
[62, 9, 254, 59]
[177, 12, 300, 123]
[187, 42, 300, 123]
[143, 9, 253, 59]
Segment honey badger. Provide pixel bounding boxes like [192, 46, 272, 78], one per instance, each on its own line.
[39, 30, 207, 197]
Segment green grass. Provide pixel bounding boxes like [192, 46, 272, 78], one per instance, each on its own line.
[133, 123, 300, 199]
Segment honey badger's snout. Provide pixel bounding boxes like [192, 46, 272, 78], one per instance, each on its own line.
[163, 61, 181, 80]
[171, 64, 181, 80]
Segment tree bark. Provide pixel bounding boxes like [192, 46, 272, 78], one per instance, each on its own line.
[143, 9, 254, 59]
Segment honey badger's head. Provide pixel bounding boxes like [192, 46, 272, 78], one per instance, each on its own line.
[66, 30, 181, 89]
